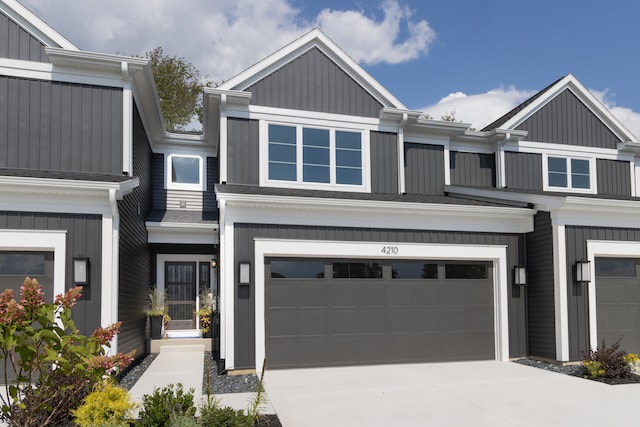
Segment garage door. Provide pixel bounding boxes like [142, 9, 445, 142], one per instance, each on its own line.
[595, 257, 640, 353]
[265, 258, 494, 369]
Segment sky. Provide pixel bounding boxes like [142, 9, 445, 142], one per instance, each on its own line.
[21, 0, 640, 138]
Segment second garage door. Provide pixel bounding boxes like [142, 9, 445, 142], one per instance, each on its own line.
[265, 258, 494, 369]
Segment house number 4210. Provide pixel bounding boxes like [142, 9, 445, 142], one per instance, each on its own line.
[381, 246, 399, 255]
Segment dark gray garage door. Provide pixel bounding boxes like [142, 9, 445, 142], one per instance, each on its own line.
[595, 258, 640, 353]
[265, 258, 494, 369]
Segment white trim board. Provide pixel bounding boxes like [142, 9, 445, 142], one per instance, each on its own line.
[251, 239, 510, 374]
[586, 240, 640, 352]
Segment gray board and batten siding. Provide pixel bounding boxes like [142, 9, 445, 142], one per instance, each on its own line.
[243, 47, 383, 118]
[117, 104, 153, 359]
[370, 131, 398, 194]
[0, 10, 48, 62]
[450, 151, 495, 188]
[516, 89, 621, 149]
[0, 212, 103, 334]
[564, 226, 640, 360]
[504, 152, 543, 191]
[0, 76, 123, 174]
[404, 143, 444, 195]
[596, 159, 631, 197]
[227, 118, 259, 186]
[233, 223, 528, 369]
[525, 211, 556, 360]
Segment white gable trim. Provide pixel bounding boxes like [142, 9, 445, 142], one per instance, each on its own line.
[218, 28, 406, 110]
[0, 0, 78, 50]
[500, 74, 637, 143]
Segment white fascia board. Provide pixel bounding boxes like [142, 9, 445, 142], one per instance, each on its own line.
[0, 0, 78, 50]
[218, 192, 533, 233]
[0, 175, 139, 196]
[501, 75, 637, 143]
[218, 28, 406, 109]
[146, 223, 218, 245]
[506, 140, 633, 161]
[46, 48, 147, 74]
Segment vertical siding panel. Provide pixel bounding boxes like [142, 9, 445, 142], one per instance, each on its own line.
[597, 159, 631, 196]
[505, 152, 543, 190]
[370, 131, 397, 194]
[404, 143, 444, 195]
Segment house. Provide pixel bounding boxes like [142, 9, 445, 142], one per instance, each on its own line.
[2, 0, 640, 375]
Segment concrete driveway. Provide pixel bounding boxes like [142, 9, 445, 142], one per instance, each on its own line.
[264, 361, 639, 426]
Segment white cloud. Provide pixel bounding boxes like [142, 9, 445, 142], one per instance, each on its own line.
[590, 89, 640, 140]
[21, 0, 434, 84]
[420, 87, 536, 130]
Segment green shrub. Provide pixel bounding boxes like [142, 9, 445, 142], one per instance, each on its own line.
[198, 402, 248, 427]
[72, 380, 137, 427]
[168, 412, 199, 427]
[0, 278, 134, 427]
[583, 338, 633, 379]
[138, 383, 195, 427]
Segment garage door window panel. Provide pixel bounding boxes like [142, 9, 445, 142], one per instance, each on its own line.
[270, 260, 325, 279]
[333, 262, 382, 279]
[391, 262, 437, 279]
[595, 259, 636, 277]
[445, 263, 488, 279]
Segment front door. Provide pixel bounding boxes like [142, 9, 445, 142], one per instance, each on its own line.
[165, 262, 196, 329]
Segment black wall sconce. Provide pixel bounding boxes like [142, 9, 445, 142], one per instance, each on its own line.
[575, 260, 591, 284]
[211, 256, 217, 269]
[239, 262, 251, 285]
[514, 266, 527, 286]
[73, 257, 90, 286]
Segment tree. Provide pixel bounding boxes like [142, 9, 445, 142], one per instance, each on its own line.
[146, 47, 212, 132]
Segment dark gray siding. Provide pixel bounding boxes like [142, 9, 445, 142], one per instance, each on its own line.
[370, 131, 397, 194]
[0, 10, 48, 62]
[565, 226, 640, 360]
[151, 153, 166, 210]
[450, 151, 495, 187]
[244, 47, 382, 118]
[0, 212, 102, 334]
[204, 157, 218, 210]
[526, 212, 555, 359]
[0, 76, 123, 174]
[118, 104, 152, 359]
[227, 118, 259, 185]
[505, 152, 543, 191]
[516, 89, 621, 148]
[233, 223, 527, 369]
[597, 159, 631, 197]
[404, 143, 444, 195]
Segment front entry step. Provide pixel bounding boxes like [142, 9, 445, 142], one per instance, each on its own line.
[150, 338, 212, 353]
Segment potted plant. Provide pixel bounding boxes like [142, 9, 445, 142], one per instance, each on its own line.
[198, 287, 214, 338]
[147, 287, 168, 339]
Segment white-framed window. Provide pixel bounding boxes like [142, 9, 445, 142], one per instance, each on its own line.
[543, 154, 595, 193]
[166, 154, 204, 191]
[261, 121, 369, 192]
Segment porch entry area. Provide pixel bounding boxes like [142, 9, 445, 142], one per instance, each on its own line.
[157, 255, 217, 337]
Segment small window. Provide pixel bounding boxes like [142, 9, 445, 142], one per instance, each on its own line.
[595, 259, 637, 277]
[0, 252, 46, 276]
[271, 260, 325, 279]
[333, 262, 382, 279]
[391, 262, 437, 279]
[167, 154, 204, 190]
[547, 156, 591, 191]
[444, 263, 488, 279]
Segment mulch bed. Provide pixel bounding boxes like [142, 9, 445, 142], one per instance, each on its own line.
[515, 358, 640, 385]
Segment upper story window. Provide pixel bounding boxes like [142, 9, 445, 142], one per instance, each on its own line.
[263, 122, 368, 192]
[543, 155, 594, 193]
[166, 154, 204, 191]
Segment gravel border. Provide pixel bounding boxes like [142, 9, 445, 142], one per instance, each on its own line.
[514, 357, 640, 385]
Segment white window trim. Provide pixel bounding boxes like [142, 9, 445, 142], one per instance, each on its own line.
[165, 154, 205, 191]
[259, 120, 371, 193]
[542, 154, 596, 194]
[253, 239, 510, 375]
[0, 230, 66, 302]
[586, 240, 640, 353]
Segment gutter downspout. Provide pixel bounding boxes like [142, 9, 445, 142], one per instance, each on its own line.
[495, 132, 510, 188]
[397, 113, 408, 194]
[219, 94, 228, 184]
[108, 188, 120, 353]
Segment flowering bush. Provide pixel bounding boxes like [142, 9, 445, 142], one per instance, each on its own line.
[582, 338, 632, 380]
[0, 277, 134, 427]
[624, 353, 640, 375]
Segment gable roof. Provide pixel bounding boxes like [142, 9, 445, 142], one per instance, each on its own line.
[0, 0, 77, 50]
[482, 74, 638, 143]
[217, 28, 406, 110]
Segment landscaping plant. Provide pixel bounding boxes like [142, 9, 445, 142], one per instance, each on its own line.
[137, 383, 196, 427]
[72, 379, 137, 427]
[582, 338, 633, 379]
[0, 277, 134, 427]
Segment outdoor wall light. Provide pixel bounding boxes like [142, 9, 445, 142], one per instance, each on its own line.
[239, 262, 251, 285]
[211, 257, 217, 269]
[514, 266, 527, 286]
[73, 257, 90, 286]
[575, 260, 591, 283]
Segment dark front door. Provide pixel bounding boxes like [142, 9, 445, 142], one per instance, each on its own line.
[166, 262, 196, 329]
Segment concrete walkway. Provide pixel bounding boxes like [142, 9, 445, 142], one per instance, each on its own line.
[129, 345, 275, 416]
[264, 361, 640, 427]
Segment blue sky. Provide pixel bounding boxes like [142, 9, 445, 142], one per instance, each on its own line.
[22, 0, 640, 137]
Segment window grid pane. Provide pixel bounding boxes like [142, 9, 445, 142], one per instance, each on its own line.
[336, 131, 361, 185]
[571, 159, 590, 189]
[171, 157, 200, 184]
